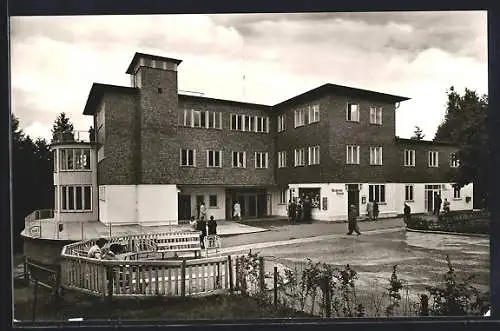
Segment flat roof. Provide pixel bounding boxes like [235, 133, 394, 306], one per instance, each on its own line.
[125, 52, 183, 74]
[394, 137, 457, 147]
[274, 83, 410, 109]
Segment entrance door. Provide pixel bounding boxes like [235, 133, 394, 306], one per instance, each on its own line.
[178, 195, 191, 221]
[237, 195, 245, 218]
[425, 185, 442, 213]
[248, 195, 257, 217]
[347, 184, 360, 216]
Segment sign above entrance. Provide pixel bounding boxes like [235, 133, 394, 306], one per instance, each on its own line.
[332, 189, 344, 195]
[30, 225, 41, 238]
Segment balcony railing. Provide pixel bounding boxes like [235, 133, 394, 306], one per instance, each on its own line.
[25, 209, 54, 223]
[53, 131, 94, 144]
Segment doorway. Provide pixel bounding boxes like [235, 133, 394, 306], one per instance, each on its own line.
[196, 195, 205, 219]
[347, 184, 360, 217]
[178, 195, 191, 222]
[425, 185, 442, 213]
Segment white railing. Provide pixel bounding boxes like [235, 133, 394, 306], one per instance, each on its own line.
[53, 131, 92, 143]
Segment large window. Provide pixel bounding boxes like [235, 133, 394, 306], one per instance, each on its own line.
[61, 185, 92, 211]
[298, 188, 321, 208]
[294, 109, 306, 127]
[278, 115, 286, 132]
[59, 148, 91, 171]
[254, 152, 269, 169]
[206, 150, 222, 167]
[453, 186, 461, 199]
[346, 103, 360, 122]
[369, 184, 386, 203]
[280, 188, 287, 204]
[405, 185, 414, 201]
[308, 146, 320, 165]
[232, 151, 246, 168]
[404, 149, 415, 167]
[278, 151, 287, 168]
[369, 106, 383, 125]
[209, 194, 218, 208]
[428, 151, 439, 167]
[308, 105, 320, 124]
[450, 153, 460, 168]
[294, 148, 306, 166]
[369, 146, 383, 165]
[180, 149, 196, 166]
[231, 114, 268, 133]
[183, 109, 222, 129]
[346, 145, 360, 164]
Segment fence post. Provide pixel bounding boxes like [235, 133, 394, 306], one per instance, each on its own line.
[323, 280, 331, 318]
[32, 279, 39, 322]
[24, 256, 29, 287]
[107, 266, 114, 299]
[228, 256, 234, 293]
[273, 266, 278, 308]
[235, 257, 240, 291]
[181, 260, 186, 297]
[259, 256, 265, 293]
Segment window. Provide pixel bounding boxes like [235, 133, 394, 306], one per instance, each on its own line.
[450, 153, 459, 168]
[280, 188, 287, 204]
[294, 148, 306, 166]
[244, 115, 252, 131]
[209, 195, 218, 207]
[308, 146, 320, 165]
[207, 111, 222, 129]
[453, 186, 461, 199]
[193, 110, 201, 128]
[369, 106, 383, 125]
[405, 185, 414, 201]
[256, 116, 268, 133]
[346, 103, 360, 122]
[404, 149, 415, 167]
[278, 151, 287, 168]
[230, 114, 242, 131]
[346, 145, 360, 164]
[207, 150, 222, 167]
[369, 184, 386, 203]
[298, 188, 321, 208]
[429, 151, 439, 167]
[53, 150, 57, 172]
[308, 105, 320, 124]
[59, 148, 91, 171]
[255, 152, 268, 168]
[61, 185, 92, 211]
[294, 109, 306, 127]
[183, 109, 222, 129]
[278, 115, 286, 132]
[232, 151, 246, 168]
[370, 146, 383, 165]
[232, 114, 268, 133]
[180, 149, 196, 166]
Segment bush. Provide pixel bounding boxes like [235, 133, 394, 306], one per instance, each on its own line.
[407, 211, 489, 234]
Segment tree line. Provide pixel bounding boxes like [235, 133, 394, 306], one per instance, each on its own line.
[11, 112, 75, 253]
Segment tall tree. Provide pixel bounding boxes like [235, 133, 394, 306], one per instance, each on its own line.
[411, 126, 425, 140]
[51, 112, 74, 143]
[434, 86, 488, 209]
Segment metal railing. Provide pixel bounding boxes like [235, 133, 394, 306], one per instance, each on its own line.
[52, 131, 93, 143]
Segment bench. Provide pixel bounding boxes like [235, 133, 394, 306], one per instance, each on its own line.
[154, 231, 202, 259]
[203, 235, 222, 257]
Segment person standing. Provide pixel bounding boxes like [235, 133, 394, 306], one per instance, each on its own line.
[208, 216, 217, 235]
[233, 201, 241, 221]
[197, 217, 207, 248]
[303, 196, 312, 223]
[366, 200, 374, 221]
[433, 193, 442, 216]
[199, 202, 207, 221]
[296, 199, 303, 223]
[403, 203, 411, 225]
[443, 198, 450, 214]
[373, 201, 379, 221]
[347, 204, 361, 235]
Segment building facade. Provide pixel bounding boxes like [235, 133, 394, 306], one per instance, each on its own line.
[57, 52, 472, 226]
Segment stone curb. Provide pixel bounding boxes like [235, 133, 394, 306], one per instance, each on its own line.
[405, 227, 489, 238]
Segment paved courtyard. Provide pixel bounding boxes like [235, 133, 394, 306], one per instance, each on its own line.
[220, 219, 490, 297]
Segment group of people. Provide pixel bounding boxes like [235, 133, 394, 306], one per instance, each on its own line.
[190, 202, 218, 248]
[287, 195, 313, 223]
[88, 238, 121, 260]
[365, 200, 380, 221]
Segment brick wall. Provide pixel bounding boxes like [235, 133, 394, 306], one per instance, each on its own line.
[177, 99, 275, 185]
[98, 92, 139, 185]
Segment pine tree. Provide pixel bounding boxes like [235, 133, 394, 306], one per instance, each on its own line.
[51, 112, 74, 142]
[411, 126, 425, 140]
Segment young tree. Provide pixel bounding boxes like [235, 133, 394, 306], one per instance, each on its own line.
[411, 126, 425, 140]
[51, 112, 74, 142]
[434, 86, 488, 209]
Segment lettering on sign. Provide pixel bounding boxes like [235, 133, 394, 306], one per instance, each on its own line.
[30, 225, 41, 238]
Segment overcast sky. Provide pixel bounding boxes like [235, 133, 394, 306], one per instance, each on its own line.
[10, 12, 487, 142]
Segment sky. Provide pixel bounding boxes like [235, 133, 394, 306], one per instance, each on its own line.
[10, 12, 487, 142]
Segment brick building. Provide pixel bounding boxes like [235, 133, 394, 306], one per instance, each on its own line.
[54, 52, 473, 226]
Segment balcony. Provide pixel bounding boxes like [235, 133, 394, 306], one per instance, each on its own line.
[53, 130, 94, 144]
